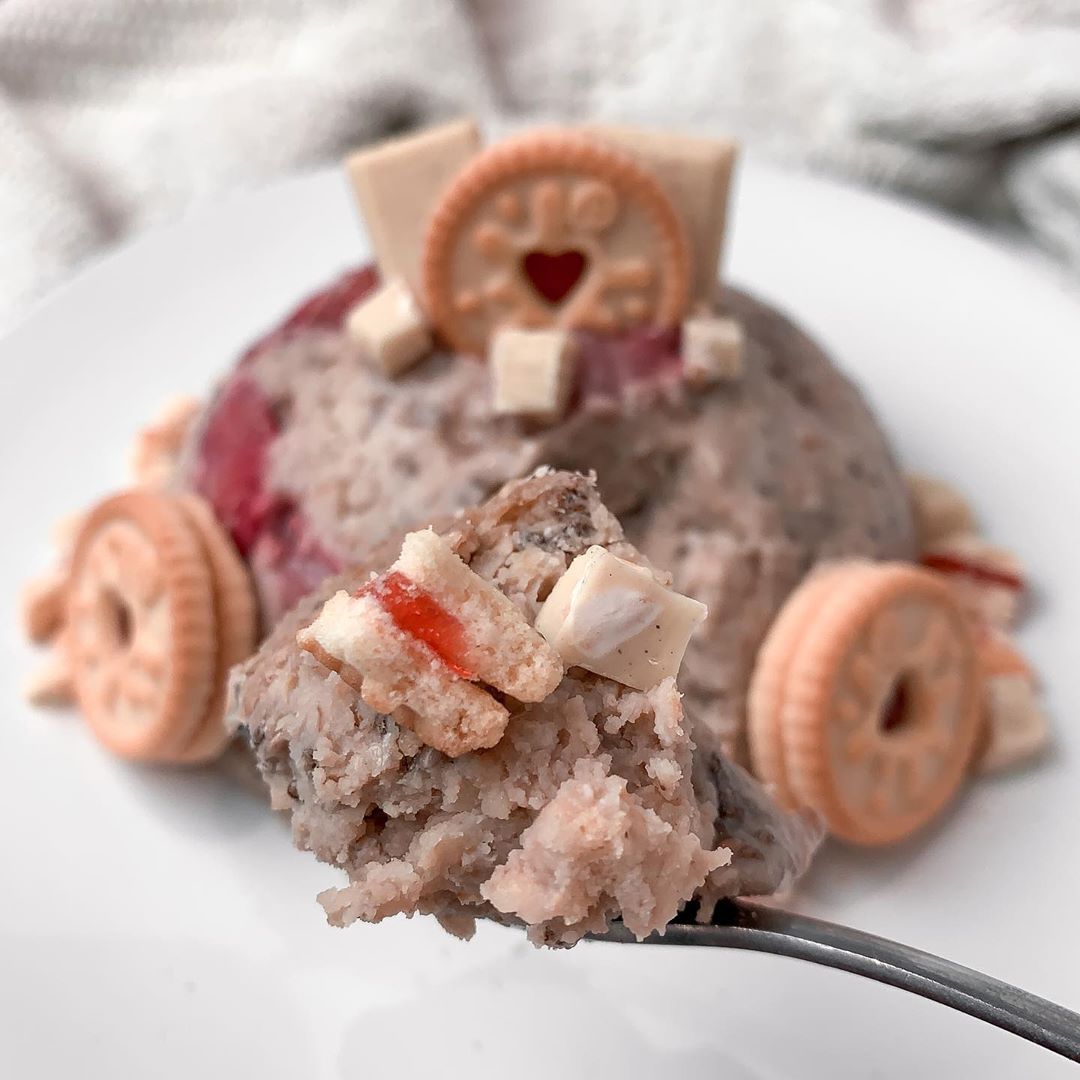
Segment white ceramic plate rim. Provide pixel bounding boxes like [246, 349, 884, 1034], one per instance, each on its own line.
[2, 158, 1079, 1079]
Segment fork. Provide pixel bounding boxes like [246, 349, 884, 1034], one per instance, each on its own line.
[594, 900, 1080, 1062]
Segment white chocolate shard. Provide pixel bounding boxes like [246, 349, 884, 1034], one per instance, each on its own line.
[536, 545, 707, 691]
[682, 315, 744, 384]
[24, 630, 74, 707]
[584, 124, 737, 304]
[25, 664, 75, 707]
[978, 674, 1051, 774]
[490, 327, 577, 422]
[345, 118, 481, 299]
[906, 472, 976, 548]
[345, 278, 433, 377]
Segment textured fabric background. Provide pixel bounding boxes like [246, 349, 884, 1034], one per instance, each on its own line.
[1, 0, 1079, 329]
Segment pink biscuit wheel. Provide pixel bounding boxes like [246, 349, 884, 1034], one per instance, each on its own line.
[171, 495, 259, 764]
[421, 129, 692, 355]
[66, 491, 218, 762]
[748, 561, 875, 809]
[752, 562, 981, 845]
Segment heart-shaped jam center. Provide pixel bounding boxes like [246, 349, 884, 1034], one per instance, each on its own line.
[522, 249, 588, 305]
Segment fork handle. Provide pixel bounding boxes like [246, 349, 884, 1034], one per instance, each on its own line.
[601, 902, 1080, 1062]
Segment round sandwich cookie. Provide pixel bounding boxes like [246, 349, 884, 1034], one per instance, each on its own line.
[748, 562, 868, 810]
[422, 129, 692, 354]
[66, 491, 218, 762]
[172, 494, 259, 764]
[749, 561, 981, 845]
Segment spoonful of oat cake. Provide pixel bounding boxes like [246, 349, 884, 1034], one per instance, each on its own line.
[227, 469, 820, 945]
[225, 468, 1080, 1061]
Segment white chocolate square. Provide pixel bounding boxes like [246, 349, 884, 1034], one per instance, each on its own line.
[345, 118, 481, 299]
[682, 316, 744, 384]
[977, 674, 1051, 774]
[491, 328, 578, 422]
[535, 546, 707, 691]
[584, 125, 737, 304]
[23, 633, 73, 708]
[906, 473, 975, 548]
[345, 278, 433, 377]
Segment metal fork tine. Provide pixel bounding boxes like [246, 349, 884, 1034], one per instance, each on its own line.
[589, 901, 1080, 1063]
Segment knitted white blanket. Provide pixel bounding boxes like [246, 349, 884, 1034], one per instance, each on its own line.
[2, 0, 1078, 329]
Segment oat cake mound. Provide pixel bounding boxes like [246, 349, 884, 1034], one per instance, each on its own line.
[186, 270, 915, 760]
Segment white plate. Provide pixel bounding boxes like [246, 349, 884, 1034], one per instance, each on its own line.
[2, 160, 1079, 1079]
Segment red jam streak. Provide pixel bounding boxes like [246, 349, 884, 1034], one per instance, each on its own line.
[359, 571, 475, 680]
[921, 553, 1024, 593]
[192, 377, 339, 612]
[192, 374, 341, 611]
[193, 267, 384, 615]
[193, 376, 281, 556]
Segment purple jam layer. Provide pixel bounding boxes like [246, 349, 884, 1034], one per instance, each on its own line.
[192, 267, 384, 616]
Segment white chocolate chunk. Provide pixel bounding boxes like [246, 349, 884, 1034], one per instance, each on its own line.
[24, 654, 75, 707]
[977, 674, 1051, 774]
[682, 315, 744, 385]
[345, 118, 481, 299]
[584, 125, 737, 304]
[24, 629, 74, 707]
[536, 545, 707, 691]
[491, 327, 577, 422]
[906, 472, 976, 548]
[345, 278, 433, 377]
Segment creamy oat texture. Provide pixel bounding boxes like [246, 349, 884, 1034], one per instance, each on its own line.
[186, 281, 915, 760]
[230, 471, 818, 946]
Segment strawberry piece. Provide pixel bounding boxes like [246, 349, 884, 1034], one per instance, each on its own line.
[359, 570, 475, 679]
